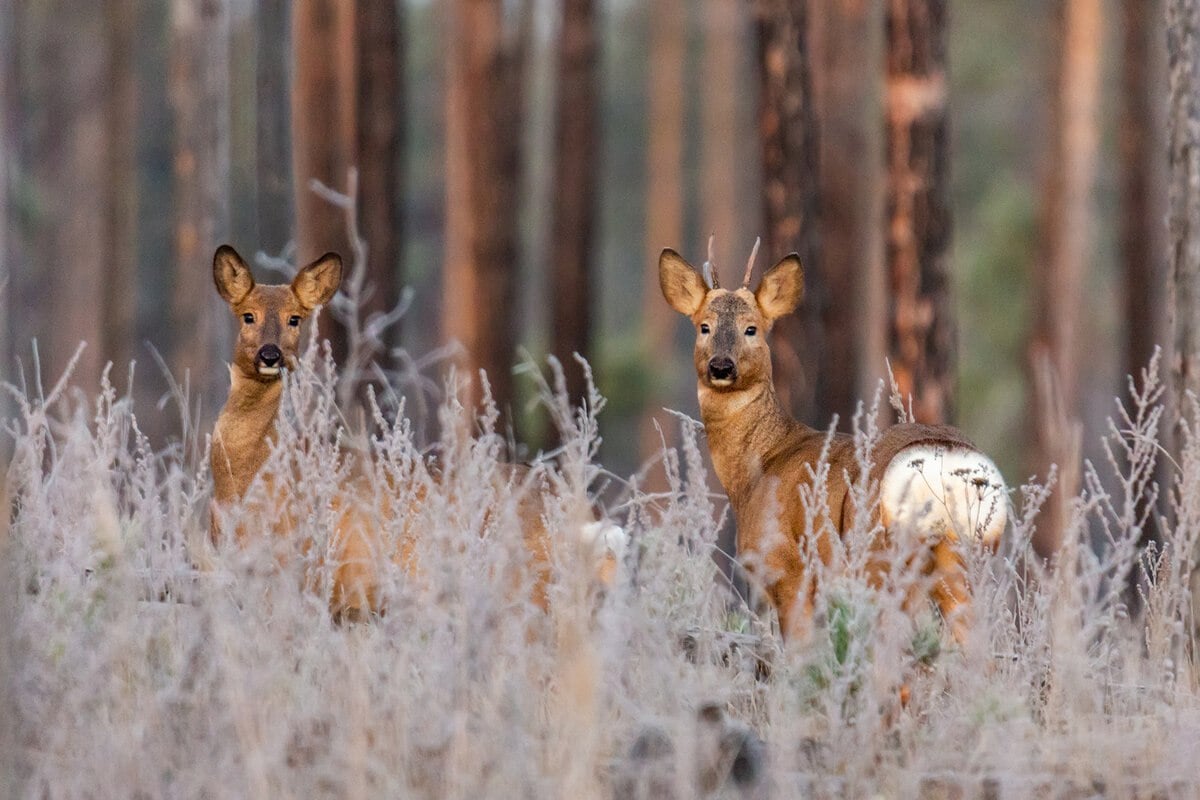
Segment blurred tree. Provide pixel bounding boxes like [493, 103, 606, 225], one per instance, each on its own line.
[356, 0, 404, 351]
[20, 2, 113, 392]
[1030, 0, 1102, 557]
[0, 0, 10, 416]
[550, 0, 599, 407]
[169, 0, 231, 403]
[256, 0, 292, 255]
[701, 0, 741, 275]
[292, 0, 356, 359]
[443, 0, 528, 413]
[751, 0, 822, 424]
[638, 0, 686, 470]
[884, 0, 953, 426]
[105, 0, 139, 384]
[811, 0, 885, 420]
[1120, 0, 1166, 385]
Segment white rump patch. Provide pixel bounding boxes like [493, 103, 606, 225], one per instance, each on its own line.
[579, 520, 628, 561]
[880, 444, 1008, 547]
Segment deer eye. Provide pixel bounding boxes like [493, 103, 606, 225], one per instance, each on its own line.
[699, 323, 711, 335]
[745, 326, 757, 337]
[242, 313, 255, 325]
[288, 315, 301, 327]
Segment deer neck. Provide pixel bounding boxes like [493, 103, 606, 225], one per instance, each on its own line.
[211, 369, 284, 504]
[698, 380, 809, 509]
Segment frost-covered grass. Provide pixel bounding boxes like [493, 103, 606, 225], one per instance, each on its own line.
[2, 345, 1200, 799]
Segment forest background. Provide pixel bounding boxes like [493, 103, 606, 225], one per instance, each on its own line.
[0, 0, 1172, 557]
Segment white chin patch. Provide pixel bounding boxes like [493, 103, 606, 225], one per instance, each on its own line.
[710, 377, 734, 388]
[880, 444, 1008, 547]
[257, 366, 281, 377]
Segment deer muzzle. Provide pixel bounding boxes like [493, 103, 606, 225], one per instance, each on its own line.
[256, 344, 283, 376]
[707, 356, 736, 386]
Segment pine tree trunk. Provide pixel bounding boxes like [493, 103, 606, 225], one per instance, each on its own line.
[638, 0, 687, 468]
[1030, 0, 1103, 557]
[104, 0, 139, 383]
[884, 0, 953, 426]
[1120, 0, 1166, 385]
[356, 0, 404, 350]
[752, 0, 822, 424]
[701, 0, 742, 278]
[24, 2, 112, 392]
[1168, 0, 1200, 414]
[169, 0, 231, 404]
[292, 0, 356, 358]
[549, 0, 598, 406]
[811, 0, 886, 421]
[443, 0, 526, 414]
[256, 0, 292, 255]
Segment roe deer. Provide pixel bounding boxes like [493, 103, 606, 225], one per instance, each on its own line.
[659, 242, 1007, 641]
[209, 245, 623, 620]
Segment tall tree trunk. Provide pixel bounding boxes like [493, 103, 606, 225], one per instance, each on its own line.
[1120, 0, 1166, 385]
[638, 0, 687, 468]
[0, 0, 12, 424]
[256, 0, 292, 255]
[356, 0, 404, 350]
[884, 0, 953, 426]
[752, 0, 822, 424]
[1170, 0, 1200, 414]
[443, 0, 526, 414]
[169, 0, 231, 406]
[550, 0, 599, 407]
[105, 0, 139, 384]
[811, 0, 886, 421]
[24, 2, 111, 392]
[701, 0, 742, 276]
[1030, 0, 1103, 558]
[292, 0, 356, 358]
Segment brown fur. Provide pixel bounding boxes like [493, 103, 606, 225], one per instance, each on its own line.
[209, 245, 607, 621]
[660, 247, 996, 641]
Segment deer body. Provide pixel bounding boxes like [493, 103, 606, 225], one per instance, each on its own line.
[661, 245, 1006, 641]
[209, 246, 624, 620]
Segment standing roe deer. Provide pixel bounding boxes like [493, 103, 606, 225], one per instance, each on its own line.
[209, 245, 623, 621]
[659, 241, 1007, 641]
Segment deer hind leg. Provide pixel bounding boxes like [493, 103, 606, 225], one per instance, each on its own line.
[928, 538, 971, 643]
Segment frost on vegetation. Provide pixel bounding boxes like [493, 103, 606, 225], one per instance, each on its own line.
[2, 344, 1200, 798]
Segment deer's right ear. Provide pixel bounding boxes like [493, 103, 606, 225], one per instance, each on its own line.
[659, 249, 708, 316]
[755, 254, 804, 323]
[213, 245, 255, 305]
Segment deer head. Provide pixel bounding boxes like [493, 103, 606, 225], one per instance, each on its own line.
[212, 245, 342, 382]
[659, 240, 804, 394]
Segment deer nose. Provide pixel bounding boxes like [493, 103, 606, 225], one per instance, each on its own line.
[707, 357, 736, 382]
[257, 345, 283, 367]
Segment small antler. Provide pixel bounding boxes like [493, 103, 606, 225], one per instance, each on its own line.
[701, 234, 720, 289]
[741, 237, 761, 287]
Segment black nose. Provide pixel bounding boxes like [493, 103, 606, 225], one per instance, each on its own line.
[707, 357, 736, 381]
[257, 345, 282, 367]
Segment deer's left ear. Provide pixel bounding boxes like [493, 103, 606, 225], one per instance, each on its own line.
[292, 252, 343, 310]
[213, 245, 255, 305]
[755, 254, 804, 323]
[659, 249, 709, 316]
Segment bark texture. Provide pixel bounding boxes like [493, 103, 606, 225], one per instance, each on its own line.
[169, 0, 231, 402]
[752, 0, 822, 424]
[812, 0, 886, 420]
[638, 0, 687, 470]
[1120, 0, 1166, 384]
[256, 0, 292, 254]
[549, 0, 599, 406]
[292, 0, 356, 358]
[884, 0, 954, 426]
[356, 0, 404, 349]
[1031, 0, 1102, 557]
[443, 0, 526, 413]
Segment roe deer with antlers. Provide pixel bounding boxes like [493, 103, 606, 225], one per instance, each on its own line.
[209, 245, 623, 621]
[659, 241, 1007, 641]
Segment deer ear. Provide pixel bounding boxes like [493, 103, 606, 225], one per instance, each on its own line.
[659, 249, 709, 316]
[292, 252, 343, 310]
[213, 245, 255, 305]
[755, 254, 804, 323]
